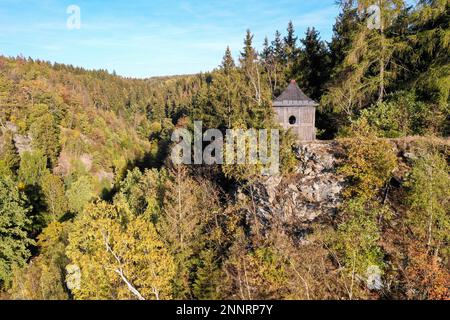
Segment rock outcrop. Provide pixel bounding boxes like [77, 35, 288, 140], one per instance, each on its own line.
[0, 121, 32, 154]
[248, 141, 345, 226]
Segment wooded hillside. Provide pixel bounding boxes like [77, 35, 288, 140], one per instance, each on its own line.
[0, 0, 448, 300]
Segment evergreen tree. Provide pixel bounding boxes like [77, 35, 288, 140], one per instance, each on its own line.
[329, 2, 359, 73]
[295, 27, 330, 100]
[0, 176, 34, 288]
[261, 37, 272, 63]
[18, 150, 49, 186]
[240, 29, 258, 71]
[323, 0, 406, 117]
[284, 21, 298, 63]
[272, 30, 285, 63]
[0, 130, 19, 173]
[221, 46, 235, 74]
[40, 173, 68, 222]
[28, 104, 61, 168]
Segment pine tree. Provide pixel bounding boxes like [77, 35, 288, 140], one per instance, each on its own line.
[240, 30, 265, 108]
[284, 21, 298, 63]
[0, 176, 34, 288]
[0, 130, 19, 173]
[28, 104, 61, 168]
[272, 30, 285, 63]
[40, 173, 68, 222]
[240, 29, 258, 70]
[66, 201, 175, 300]
[295, 28, 330, 100]
[399, 0, 450, 133]
[329, 2, 359, 74]
[261, 37, 272, 63]
[221, 46, 235, 75]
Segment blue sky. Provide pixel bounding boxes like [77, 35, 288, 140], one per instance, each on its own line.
[0, 0, 340, 78]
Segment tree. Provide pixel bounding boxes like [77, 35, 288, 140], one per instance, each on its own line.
[0, 176, 34, 288]
[272, 31, 285, 63]
[66, 201, 175, 300]
[323, 0, 406, 117]
[9, 221, 70, 300]
[240, 30, 258, 69]
[405, 151, 450, 256]
[159, 165, 222, 298]
[240, 30, 266, 107]
[41, 173, 68, 222]
[261, 34, 287, 96]
[397, 0, 450, 135]
[222, 230, 289, 300]
[18, 150, 49, 186]
[192, 249, 223, 300]
[332, 197, 387, 289]
[338, 118, 397, 200]
[219, 47, 241, 128]
[329, 2, 359, 73]
[0, 130, 19, 173]
[295, 27, 331, 100]
[221, 46, 235, 74]
[284, 21, 298, 64]
[28, 104, 61, 168]
[66, 176, 94, 213]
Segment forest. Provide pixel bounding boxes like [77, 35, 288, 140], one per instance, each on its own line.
[0, 0, 448, 300]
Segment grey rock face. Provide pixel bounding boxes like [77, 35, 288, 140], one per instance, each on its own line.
[248, 141, 345, 225]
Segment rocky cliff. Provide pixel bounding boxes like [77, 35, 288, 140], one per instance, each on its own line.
[244, 137, 449, 234]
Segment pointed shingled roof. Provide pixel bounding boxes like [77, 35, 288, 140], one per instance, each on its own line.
[273, 80, 318, 107]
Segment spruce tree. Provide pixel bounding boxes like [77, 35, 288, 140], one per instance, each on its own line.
[295, 28, 330, 100]
[272, 30, 285, 63]
[0, 130, 19, 173]
[284, 21, 298, 63]
[0, 176, 34, 288]
[221, 46, 235, 75]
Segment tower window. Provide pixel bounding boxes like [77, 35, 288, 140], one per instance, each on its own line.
[289, 115, 297, 125]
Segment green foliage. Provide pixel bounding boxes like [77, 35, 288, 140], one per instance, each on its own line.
[294, 27, 330, 100]
[191, 249, 223, 300]
[332, 198, 387, 276]
[360, 91, 431, 137]
[1, 0, 449, 300]
[40, 173, 68, 222]
[323, 1, 403, 111]
[0, 130, 19, 173]
[405, 151, 450, 256]
[115, 168, 167, 218]
[18, 150, 49, 186]
[66, 176, 94, 214]
[28, 104, 61, 168]
[66, 201, 175, 300]
[338, 118, 398, 200]
[9, 222, 70, 300]
[0, 176, 34, 288]
[223, 233, 289, 300]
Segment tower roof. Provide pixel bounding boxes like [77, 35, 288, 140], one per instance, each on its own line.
[273, 80, 318, 107]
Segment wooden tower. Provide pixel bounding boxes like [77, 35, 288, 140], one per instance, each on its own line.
[273, 80, 318, 141]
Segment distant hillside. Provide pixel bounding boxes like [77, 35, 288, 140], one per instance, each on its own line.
[0, 56, 202, 189]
